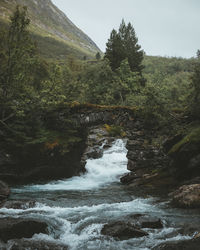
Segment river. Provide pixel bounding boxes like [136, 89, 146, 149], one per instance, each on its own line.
[0, 139, 199, 249]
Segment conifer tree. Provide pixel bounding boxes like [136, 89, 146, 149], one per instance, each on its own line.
[95, 52, 101, 60]
[105, 19, 144, 75]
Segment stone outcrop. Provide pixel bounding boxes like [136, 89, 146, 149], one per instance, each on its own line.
[163, 132, 200, 208]
[152, 236, 200, 250]
[128, 214, 164, 230]
[101, 221, 148, 240]
[140, 218, 163, 229]
[1, 200, 36, 209]
[169, 184, 200, 208]
[1, 239, 68, 250]
[0, 218, 48, 242]
[120, 127, 173, 195]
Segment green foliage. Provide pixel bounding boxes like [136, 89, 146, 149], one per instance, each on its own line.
[95, 52, 101, 60]
[0, 6, 81, 158]
[0, 5, 199, 164]
[169, 126, 200, 154]
[190, 58, 200, 118]
[78, 60, 118, 104]
[104, 124, 126, 137]
[0, 5, 37, 120]
[140, 82, 169, 127]
[105, 19, 144, 75]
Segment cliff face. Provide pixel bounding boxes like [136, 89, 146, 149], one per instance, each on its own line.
[0, 0, 101, 58]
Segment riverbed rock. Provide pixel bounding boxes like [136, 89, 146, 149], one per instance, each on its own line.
[152, 236, 200, 250]
[0, 180, 10, 202]
[128, 214, 163, 229]
[140, 218, 163, 229]
[120, 172, 140, 184]
[7, 239, 68, 250]
[0, 218, 48, 242]
[1, 200, 36, 209]
[170, 184, 200, 208]
[83, 146, 103, 159]
[101, 221, 148, 240]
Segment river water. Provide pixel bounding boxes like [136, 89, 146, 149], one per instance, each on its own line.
[0, 139, 199, 249]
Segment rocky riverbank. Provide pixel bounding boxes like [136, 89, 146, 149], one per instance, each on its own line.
[0, 104, 200, 249]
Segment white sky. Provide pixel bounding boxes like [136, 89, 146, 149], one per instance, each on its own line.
[52, 0, 200, 58]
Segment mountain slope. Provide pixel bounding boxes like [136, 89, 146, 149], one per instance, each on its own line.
[0, 0, 101, 59]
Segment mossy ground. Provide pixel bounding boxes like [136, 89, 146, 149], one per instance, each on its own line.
[169, 126, 200, 154]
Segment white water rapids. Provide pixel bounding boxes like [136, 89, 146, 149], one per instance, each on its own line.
[0, 139, 197, 250]
[13, 139, 129, 192]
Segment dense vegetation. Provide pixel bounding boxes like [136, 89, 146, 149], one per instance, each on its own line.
[0, 6, 200, 161]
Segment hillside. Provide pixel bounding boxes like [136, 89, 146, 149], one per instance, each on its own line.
[0, 0, 101, 60]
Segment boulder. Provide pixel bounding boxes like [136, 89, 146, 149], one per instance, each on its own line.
[152, 236, 200, 250]
[0, 181, 10, 202]
[0, 218, 48, 242]
[170, 184, 200, 208]
[141, 218, 163, 229]
[2, 200, 36, 209]
[127, 159, 137, 171]
[101, 221, 148, 240]
[120, 172, 139, 184]
[7, 239, 68, 250]
[83, 146, 103, 160]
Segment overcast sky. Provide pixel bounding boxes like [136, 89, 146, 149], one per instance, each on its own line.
[52, 0, 200, 58]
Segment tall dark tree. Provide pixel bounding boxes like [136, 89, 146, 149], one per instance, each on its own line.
[95, 52, 101, 60]
[104, 29, 124, 71]
[104, 19, 144, 74]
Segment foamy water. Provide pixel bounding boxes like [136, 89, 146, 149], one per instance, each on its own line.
[13, 139, 129, 192]
[0, 139, 197, 250]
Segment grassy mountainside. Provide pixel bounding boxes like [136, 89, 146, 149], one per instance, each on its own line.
[0, 0, 101, 59]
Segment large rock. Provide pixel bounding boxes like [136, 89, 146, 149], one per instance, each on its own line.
[152, 236, 200, 250]
[170, 184, 200, 208]
[82, 146, 103, 160]
[0, 218, 48, 242]
[140, 218, 163, 229]
[101, 221, 148, 240]
[5, 239, 68, 250]
[0, 181, 10, 202]
[128, 214, 163, 229]
[120, 172, 140, 184]
[1, 200, 36, 209]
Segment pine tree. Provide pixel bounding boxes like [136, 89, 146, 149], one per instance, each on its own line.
[105, 19, 144, 75]
[95, 52, 101, 60]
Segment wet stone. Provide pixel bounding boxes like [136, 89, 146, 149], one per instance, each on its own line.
[101, 221, 148, 240]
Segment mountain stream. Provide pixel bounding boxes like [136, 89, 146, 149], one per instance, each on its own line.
[0, 139, 199, 249]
